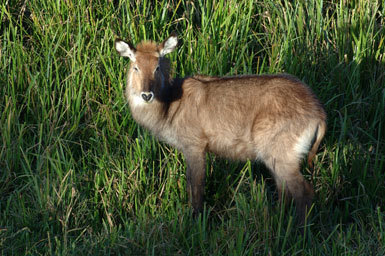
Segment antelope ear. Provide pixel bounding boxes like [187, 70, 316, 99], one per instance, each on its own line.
[115, 39, 136, 62]
[159, 32, 178, 57]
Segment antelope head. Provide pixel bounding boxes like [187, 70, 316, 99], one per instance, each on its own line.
[115, 33, 178, 105]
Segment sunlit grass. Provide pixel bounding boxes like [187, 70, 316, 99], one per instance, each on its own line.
[1, 0, 384, 254]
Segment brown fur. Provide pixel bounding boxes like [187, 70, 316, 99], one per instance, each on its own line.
[115, 35, 327, 225]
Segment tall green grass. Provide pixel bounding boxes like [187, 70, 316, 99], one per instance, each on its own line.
[1, 0, 384, 254]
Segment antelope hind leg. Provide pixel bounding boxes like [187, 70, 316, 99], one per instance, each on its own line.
[268, 160, 314, 225]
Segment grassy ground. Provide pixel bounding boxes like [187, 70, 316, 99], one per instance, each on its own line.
[1, 0, 385, 255]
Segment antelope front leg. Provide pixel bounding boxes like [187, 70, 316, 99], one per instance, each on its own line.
[184, 149, 206, 215]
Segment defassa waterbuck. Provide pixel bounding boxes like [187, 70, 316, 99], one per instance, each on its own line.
[115, 33, 326, 224]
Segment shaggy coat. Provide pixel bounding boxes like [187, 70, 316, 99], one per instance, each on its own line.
[115, 33, 327, 224]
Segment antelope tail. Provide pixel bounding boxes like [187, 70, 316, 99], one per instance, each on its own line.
[307, 121, 327, 169]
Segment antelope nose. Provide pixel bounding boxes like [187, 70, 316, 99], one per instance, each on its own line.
[141, 92, 154, 102]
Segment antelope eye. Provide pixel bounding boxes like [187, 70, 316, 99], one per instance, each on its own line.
[133, 66, 139, 72]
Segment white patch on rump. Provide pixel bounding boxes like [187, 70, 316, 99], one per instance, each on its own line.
[293, 126, 315, 157]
